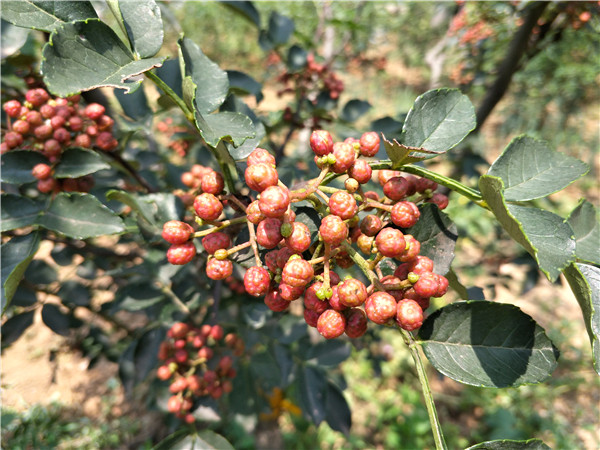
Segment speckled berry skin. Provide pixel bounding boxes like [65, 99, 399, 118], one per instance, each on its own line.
[247, 147, 276, 167]
[282, 258, 314, 288]
[408, 255, 435, 275]
[317, 309, 346, 339]
[246, 200, 265, 225]
[413, 272, 440, 298]
[327, 285, 348, 312]
[206, 258, 233, 280]
[377, 170, 400, 186]
[285, 222, 312, 253]
[245, 163, 279, 192]
[396, 299, 424, 331]
[365, 291, 397, 324]
[84, 103, 105, 120]
[264, 290, 290, 312]
[167, 242, 197, 265]
[319, 214, 349, 247]
[256, 218, 283, 249]
[383, 176, 409, 201]
[375, 228, 406, 258]
[3, 100, 22, 117]
[25, 88, 50, 107]
[194, 193, 223, 221]
[304, 282, 330, 314]
[304, 309, 321, 328]
[310, 129, 334, 156]
[359, 131, 380, 157]
[277, 282, 305, 301]
[201, 171, 225, 195]
[331, 142, 356, 174]
[329, 191, 358, 220]
[344, 308, 368, 338]
[357, 234, 374, 255]
[391, 201, 420, 229]
[348, 159, 372, 184]
[162, 220, 194, 245]
[398, 235, 421, 262]
[381, 275, 404, 302]
[276, 247, 297, 269]
[360, 215, 383, 237]
[259, 185, 290, 218]
[434, 274, 449, 297]
[244, 266, 271, 297]
[416, 177, 438, 193]
[337, 278, 368, 307]
[31, 163, 52, 180]
[201, 231, 231, 254]
[427, 192, 449, 210]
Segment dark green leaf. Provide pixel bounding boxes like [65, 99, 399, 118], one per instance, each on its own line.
[287, 44, 307, 71]
[114, 86, 151, 120]
[151, 429, 191, 450]
[325, 382, 351, 435]
[1, 311, 35, 347]
[227, 70, 263, 103]
[1, 194, 43, 231]
[154, 58, 182, 98]
[0, 150, 49, 184]
[41, 20, 164, 97]
[294, 206, 321, 243]
[267, 11, 294, 46]
[119, 340, 136, 395]
[37, 192, 125, 239]
[340, 99, 371, 123]
[1, 19, 30, 59]
[117, 0, 163, 59]
[305, 340, 351, 366]
[221, 96, 264, 160]
[41, 303, 70, 336]
[9, 285, 38, 309]
[50, 243, 78, 266]
[220, 1, 260, 28]
[418, 301, 559, 387]
[371, 116, 404, 137]
[54, 147, 110, 178]
[479, 175, 575, 281]
[117, 283, 165, 311]
[567, 200, 600, 264]
[134, 327, 165, 383]
[57, 280, 90, 307]
[487, 136, 589, 201]
[297, 365, 327, 425]
[408, 203, 457, 275]
[563, 263, 600, 375]
[178, 36, 228, 114]
[1, 232, 40, 309]
[466, 438, 551, 449]
[401, 88, 475, 153]
[251, 350, 281, 388]
[195, 110, 255, 149]
[25, 259, 57, 285]
[0, 0, 97, 32]
[242, 303, 272, 329]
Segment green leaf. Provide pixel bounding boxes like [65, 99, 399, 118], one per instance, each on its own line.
[37, 193, 125, 239]
[53, 147, 110, 178]
[134, 328, 165, 383]
[567, 200, 600, 265]
[563, 263, 600, 376]
[1, 194, 43, 231]
[325, 381, 351, 436]
[57, 280, 90, 307]
[116, 0, 163, 59]
[1, 19, 30, 59]
[0, 0, 97, 32]
[176, 431, 235, 450]
[1, 150, 50, 184]
[116, 283, 166, 311]
[371, 116, 404, 137]
[114, 85, 151, 120]
[178, 36, 229, 115]
[41, 19, 164, 97]
[401, 88, 476, 153]
[220, 1, 260, 28]
[25, 259, 57, 285]
[1, 311, 35, 347]
[479, 175, 575, 281]
[287, 44, 307, 71]
[1, 232, 40, 309]
[227, 70, 263, 103]
[221, 95, 264, 160]
[408, 203, 457, 276]
[41, 303, 70, 336]
[305, 340, 351, 366]
[340, 99, 371, 123]
[487, 136, 589, 201]
[294, 206, 321, 243]
[266, 11, 294, 46]
[383, 136, 441, 167]
[466, 438, 551, 449]
[296, 365, 327, 425]
[195, 110, 255, 149]
[418, 301, 559, 388]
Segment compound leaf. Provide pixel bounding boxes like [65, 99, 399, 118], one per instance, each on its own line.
[488, 136, 589, 201]
[418, 301, 559, 387]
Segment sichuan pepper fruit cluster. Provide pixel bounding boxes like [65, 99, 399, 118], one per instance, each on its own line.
[2, 88, 118, 193]
[162, 130, 449, 340]
[157, 322, 244, 423]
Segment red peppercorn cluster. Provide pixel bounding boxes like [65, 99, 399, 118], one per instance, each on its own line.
[2, 88, 119, 193]
[157, 322, 243, 423]
[162, 130, 451, 339]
